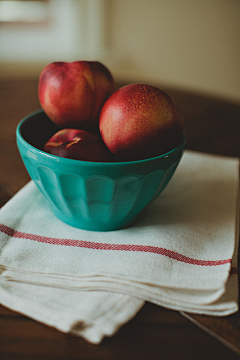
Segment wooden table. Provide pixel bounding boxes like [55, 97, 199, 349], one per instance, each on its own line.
[0, 78, 239, 360]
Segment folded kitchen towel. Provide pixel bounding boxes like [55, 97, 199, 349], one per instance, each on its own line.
[0, 150, 239, 343]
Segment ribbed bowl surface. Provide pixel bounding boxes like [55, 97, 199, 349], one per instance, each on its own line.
[16, 110, 185, 231]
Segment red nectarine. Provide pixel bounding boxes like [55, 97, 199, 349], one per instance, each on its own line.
[38, 61, 115, 131]
[44, 129, 117, 162]
[99, 84, 184, 161]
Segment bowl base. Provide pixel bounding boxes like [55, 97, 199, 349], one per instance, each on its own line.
[52, 208, 140, 232]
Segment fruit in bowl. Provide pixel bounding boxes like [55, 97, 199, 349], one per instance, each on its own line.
[44, 128, 117, 162]
[16, 60, 186, 231]
[38, 61, 115, 131]
[99, 84, 183, 161]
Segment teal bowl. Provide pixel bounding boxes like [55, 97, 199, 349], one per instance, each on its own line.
[16, 110, 185, 231]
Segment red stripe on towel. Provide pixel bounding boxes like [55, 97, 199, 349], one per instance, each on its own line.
[0, 223, 231, 267]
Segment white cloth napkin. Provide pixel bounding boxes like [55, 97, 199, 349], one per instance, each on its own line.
[0, 150, 239, 344]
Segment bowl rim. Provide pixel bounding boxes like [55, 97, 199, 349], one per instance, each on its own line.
[16, 109, 186, 166]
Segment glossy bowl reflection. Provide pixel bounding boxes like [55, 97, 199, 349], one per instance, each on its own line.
[16, 110, 185, 231]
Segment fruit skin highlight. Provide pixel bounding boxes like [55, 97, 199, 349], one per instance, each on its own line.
[44, 128, 117, 162]
[38, 61, 115, 131]
[99, 84, 184, 161]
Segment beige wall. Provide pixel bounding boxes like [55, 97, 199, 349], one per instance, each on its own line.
[1, 0, 240, 103]
[103, 0, 240, 103]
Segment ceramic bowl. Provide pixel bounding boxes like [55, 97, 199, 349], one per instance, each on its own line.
[16, 109, 185, 231]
